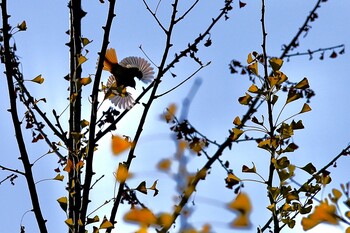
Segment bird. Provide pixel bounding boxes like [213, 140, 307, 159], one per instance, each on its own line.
[102, 48, 154, 109]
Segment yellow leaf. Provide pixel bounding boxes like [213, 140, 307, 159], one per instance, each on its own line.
[157, 159, 171, 172]
[248, 62, 258, 75]
[80, 119, 90, 128]
[286, 89, 301, 104]
[124, 208, 157, 226]
[93, 226, 99, 233]
[346, 211, 350, 220]
[346, 227, 350, 233]
[163, 103, 177, 123]
[301, 200, 338, 231]
[116, 163, 129, 183]
[233, 116, 241, 126]
[157, 213, 173, 229]
[149, 180, 159, 196]
[295, 77, 310, 89]
[70, 93, 78, 103]
[81, 37, 92, 46]
[17, 20, 27, 31]
[31, 74, 44, 84]
[78, 54, 88, 66]
[136, 181, 148, 195]
[78, 219, 83, 226]
[238, 93, 252, 105]
[111, 135, 132, 155]
[247, 53, 253, 64]
[248, 84, 259, 93]
[300, 103, 312, 113]
[100, 216, 113, 229]
[330, 188, 342, 202]
[269, 57, 283, 72]
[54, 174, 64, 181]
[80, 77, 92, 86]
[228, 193, 251, 228]
[231, 128, 244, 141]
[65, 218, 74, 227]
[57, 196, 68, 212]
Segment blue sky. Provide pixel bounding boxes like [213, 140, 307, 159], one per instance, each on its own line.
[1, 0, 350, 232]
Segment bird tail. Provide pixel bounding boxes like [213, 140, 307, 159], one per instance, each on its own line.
[103, 48, 119, 72]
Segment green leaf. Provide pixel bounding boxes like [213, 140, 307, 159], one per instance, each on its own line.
[301, 163, 317, 175]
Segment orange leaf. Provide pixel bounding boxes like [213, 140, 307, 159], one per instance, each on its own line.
[115, 163, 129, 183]
[124, 208, 157, 226]
[111, 135, 132, 155]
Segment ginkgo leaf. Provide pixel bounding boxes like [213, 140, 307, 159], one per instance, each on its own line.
[80, 77, 92, 86]
[233, 116, 242, 126]
[329, 188, 342, 203]
[295, 77, 310, 89]
[269, 57, 283, 72]
[17, 20, 27, 31]
[115, 163, 129, 183]
[93, 226, 99, 233]
[248, 62, 258, 75]
[149, 180, 159, 196]
[300, 103, 312, 113]
[230, 128, 244, 141]
[54, 174, 64, 181]
[81, 37, 92, 46]
[242, 163, 256, 173]
[225, 173, 240, 189]
[301, 200, 338, 231]
[57, 196, 68, 212]
[63, 159, 73, 173]
[65, 218, 74, 227]
[78, 54, 88, 66]
[31, 74, 44, 84]
[100, 216, 113, 229]
[136, 181, 148, 195]
[228, 192, 251, 228]
[87, 215, 100, 225]
[301, 163, 317, 175]
[158, 213, 174, 229]
[157, 159, 171, 172]
[163, 103, 177, 123]
[80, 119, 90, 128]
[238, 93, 252, 105]
[111, 135, 132, 155]
[247, 53, 254, 64]
[286, 89, 301, 104]
[248, 84, 259, 93]
[124, 207, 157, 226]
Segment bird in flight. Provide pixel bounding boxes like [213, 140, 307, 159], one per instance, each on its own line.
[102, 48, 154, 109]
